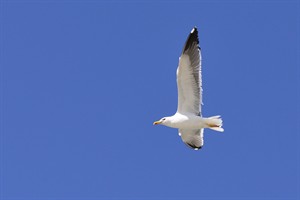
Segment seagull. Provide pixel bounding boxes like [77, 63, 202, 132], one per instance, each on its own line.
[153, 27, 224, 150]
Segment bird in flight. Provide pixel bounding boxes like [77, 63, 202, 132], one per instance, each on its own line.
[153, 27, 224, 150]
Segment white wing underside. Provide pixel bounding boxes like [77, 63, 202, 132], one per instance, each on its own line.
[179, 129, 204, 150]
[176, 31, 202, 116]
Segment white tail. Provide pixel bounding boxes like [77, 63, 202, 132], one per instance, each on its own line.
[204, 115, 224, 132]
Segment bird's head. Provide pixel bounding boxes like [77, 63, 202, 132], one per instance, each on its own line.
[153, 117, 168, 126]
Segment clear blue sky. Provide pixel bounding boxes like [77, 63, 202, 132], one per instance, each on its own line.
[1, 1, 299, 199]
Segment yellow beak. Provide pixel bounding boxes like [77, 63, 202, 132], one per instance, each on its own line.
[153, 121, 161, 125]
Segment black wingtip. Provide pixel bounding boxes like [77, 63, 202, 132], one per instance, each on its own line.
[182, 27, 200, 53]
[194, 146, 203, 151]
[186, 142, 203, 150]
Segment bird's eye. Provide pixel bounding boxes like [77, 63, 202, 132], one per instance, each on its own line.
[162, 118, 165, 121]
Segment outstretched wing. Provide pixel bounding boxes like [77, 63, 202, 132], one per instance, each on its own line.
[179, 129, 204, 150]
[176, 27, 202, 116]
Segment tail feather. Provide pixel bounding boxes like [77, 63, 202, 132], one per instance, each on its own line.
[205, 115, 224, 132]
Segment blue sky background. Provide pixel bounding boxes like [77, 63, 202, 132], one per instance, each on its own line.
[1, 1, 299, 199]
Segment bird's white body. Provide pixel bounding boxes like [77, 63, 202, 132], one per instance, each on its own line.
[162, 113, 206, 130]
[153, 27, 223, 150]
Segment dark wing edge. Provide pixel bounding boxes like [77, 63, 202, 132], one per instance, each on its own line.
[185, 142, 202, 150]
[179, 129, 204, 150]
[181, 27, 200, 54]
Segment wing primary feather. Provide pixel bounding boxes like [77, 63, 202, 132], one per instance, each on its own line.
[182, 27, 200, 54]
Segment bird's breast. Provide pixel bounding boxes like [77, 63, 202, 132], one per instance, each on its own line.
[168, 114, 205, 129]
